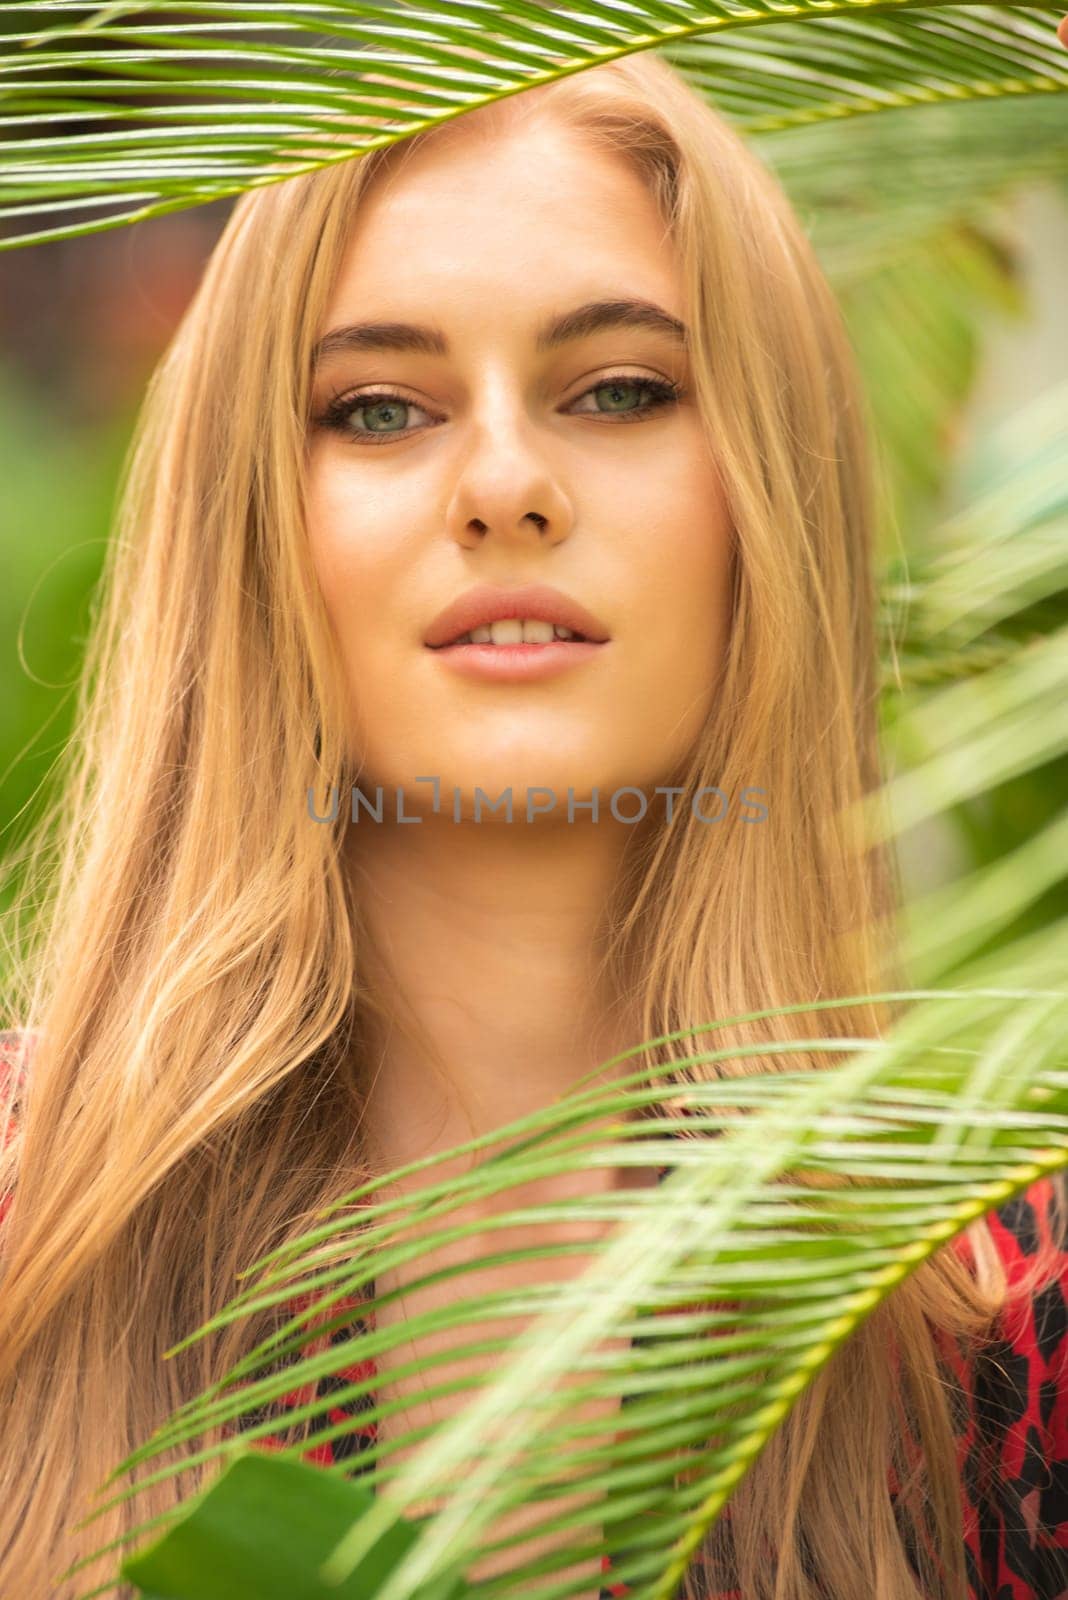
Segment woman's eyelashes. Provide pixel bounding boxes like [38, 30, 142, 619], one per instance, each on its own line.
[313, 372, 684, 446]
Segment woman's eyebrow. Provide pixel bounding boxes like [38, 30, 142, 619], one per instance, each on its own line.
[311, 298, 689, 368]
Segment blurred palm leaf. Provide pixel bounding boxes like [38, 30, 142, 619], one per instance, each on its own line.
[766, 96, 1068, 285]
[838, 216, 1028, 541]
[743, 91, 1067, 538]
[1, 2, 1066, 248]
[879, 378, 1067, 682]
[59, 958, 1068, 1600]
[873, 380, 1067, 977]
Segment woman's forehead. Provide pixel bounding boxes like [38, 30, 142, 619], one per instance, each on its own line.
[325, 123, 680, 327]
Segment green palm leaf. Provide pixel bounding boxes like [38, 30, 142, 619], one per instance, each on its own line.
[762, 96, 1068, 283]
[876, 382, 1066, 696]
[665, 7, 1068, 131]
[880, 381, 1068, 653]
[869, 382, 1067, 974]
[839, 219, 1027, 539]
[56, 953, 1068, 1600]
[2, 1, 1067, 248]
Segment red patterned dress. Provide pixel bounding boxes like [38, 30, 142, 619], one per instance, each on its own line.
[3, 1031, 1067, 1596]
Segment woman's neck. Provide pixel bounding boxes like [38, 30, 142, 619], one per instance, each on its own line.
[344, 812, 644, 1182]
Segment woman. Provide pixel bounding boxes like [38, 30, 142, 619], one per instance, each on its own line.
[1, 44, 1065, 1600]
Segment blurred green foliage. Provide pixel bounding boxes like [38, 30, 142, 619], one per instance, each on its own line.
[0, 363, 132, 921]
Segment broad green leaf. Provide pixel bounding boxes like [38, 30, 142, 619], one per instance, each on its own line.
[120, 1452, 467, 1600]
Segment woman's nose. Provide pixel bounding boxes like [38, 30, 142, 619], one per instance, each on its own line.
[442, 395, 575, 551]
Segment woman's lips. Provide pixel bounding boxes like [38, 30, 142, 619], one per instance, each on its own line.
[426, 638, 608, 682]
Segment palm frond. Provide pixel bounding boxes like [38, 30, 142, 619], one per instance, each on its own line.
[761, 94, 1068, 285]
[665, 6, 1068, 132]
[869, 382, 1067, 848]
[869, 381, 1067, 978]
[902, 809, 1068, 977]
[871, 619, 1066, 834]
[1, 2, 1067, 248]
[58, 955, 1068, 1600]
[879, 377, 1068, 690]
[843, 218, 1027, 540]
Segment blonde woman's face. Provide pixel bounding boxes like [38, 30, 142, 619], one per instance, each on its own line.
[305, 112, 733, 814]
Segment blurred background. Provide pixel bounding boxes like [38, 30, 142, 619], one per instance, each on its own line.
[1, 56, 1066, 984]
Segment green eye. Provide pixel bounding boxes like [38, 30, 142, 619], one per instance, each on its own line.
[592, 379, 647, 412]
[317, 388, 436, 443]
[571, 374, 681, 419]
[358, 398, 410, 433]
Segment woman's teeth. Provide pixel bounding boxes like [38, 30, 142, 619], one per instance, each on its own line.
[452, 619, 584, 646]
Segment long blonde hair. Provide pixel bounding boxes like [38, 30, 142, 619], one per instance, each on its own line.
[0, 46, 1060, 1600]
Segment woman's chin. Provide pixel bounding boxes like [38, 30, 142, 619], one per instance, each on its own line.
[352, 765, 619, 827]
